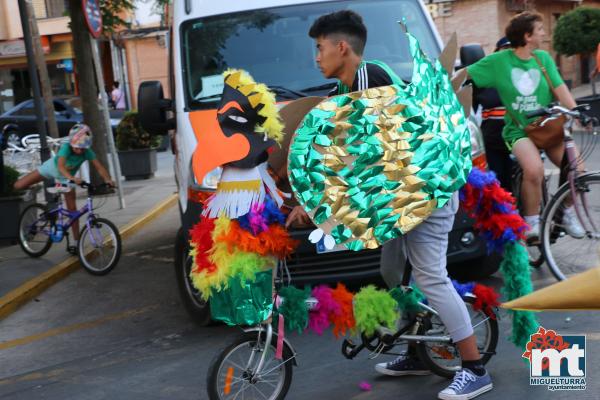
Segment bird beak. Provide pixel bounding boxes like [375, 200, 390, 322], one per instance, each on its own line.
[189, 110, 250, 184]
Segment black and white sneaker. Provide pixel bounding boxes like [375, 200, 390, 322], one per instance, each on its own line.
[375, 353, 431, 376]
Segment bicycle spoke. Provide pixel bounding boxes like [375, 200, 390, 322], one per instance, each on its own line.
[251, 384, 269, 400]
[224, 359, 247, 372]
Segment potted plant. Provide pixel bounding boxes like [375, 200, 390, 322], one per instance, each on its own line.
[0, 165, 34, 243]
[116, 110, 162, 180]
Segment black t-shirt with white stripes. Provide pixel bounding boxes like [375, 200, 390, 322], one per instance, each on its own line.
[330, 61, 394, 96]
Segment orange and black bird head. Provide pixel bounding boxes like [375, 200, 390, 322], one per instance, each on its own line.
[190, 69, 284, 183]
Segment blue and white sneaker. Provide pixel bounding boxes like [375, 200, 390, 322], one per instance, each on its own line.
[438, 369, 493, 400]
[375, 352, 431, 376]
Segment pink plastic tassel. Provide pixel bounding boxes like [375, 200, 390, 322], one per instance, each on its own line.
[275, 314, 284, 360]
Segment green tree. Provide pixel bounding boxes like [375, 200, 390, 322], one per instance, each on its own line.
[67, 0, 134, 185]
[553, 7, 600, 56]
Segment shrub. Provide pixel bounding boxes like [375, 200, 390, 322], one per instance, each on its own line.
[116, 110, 162, 150]
[553, 7, 600, 56]
[1, 165, 20, 197]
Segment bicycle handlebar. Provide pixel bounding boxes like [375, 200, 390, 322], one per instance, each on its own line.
[69, 180, 115, 190]
[525, 107, 551, 119]
[525, 104, 598, 126]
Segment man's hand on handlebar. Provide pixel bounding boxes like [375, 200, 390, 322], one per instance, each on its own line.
[285, 205, 312, 228]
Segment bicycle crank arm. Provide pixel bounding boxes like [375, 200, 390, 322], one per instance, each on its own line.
[341, 338, 366, 359]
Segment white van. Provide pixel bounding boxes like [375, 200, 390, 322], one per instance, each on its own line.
[138, 0, 491, 324]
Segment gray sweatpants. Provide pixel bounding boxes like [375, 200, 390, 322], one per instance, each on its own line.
[380, 192, 473, 342]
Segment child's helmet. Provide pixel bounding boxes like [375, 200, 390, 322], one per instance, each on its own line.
[69, 123, 93, 149]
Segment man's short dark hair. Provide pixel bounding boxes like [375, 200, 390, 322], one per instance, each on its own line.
[113, 81, 120, 88]
[505, 11, 543, 48]
[309, 10, 367, 55]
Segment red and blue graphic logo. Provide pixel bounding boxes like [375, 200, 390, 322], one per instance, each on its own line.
[523, 326, 586, 391]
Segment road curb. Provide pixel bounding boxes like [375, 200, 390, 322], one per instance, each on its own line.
[0, 193, 178, 320]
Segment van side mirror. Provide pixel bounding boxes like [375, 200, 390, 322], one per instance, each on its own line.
[459, 44, 485, 68]
[138, 81, 174, 135]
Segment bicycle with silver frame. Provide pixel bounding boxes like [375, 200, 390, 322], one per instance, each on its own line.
[206, 259, 499, 400]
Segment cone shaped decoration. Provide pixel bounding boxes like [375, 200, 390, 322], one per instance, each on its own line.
[502, 267, 600, 311]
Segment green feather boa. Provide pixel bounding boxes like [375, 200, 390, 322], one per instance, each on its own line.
[500, 242, 539, 349]
[278, 286, 310, 333]
[354, 285, 398, 336]
[390, 285, 425, 312]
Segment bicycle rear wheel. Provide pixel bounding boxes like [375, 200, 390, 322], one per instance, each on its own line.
[541, 174, 600, 281]
[207, 330, 293, 400]
[415, 297, 498, 379]
[78, 217, 122, 275]
[18, 203, 52, 257]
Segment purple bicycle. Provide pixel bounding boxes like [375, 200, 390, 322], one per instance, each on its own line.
[17, 181, 122, 275]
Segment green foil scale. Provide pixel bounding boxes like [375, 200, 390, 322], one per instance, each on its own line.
[288, 31, 472, 250]
[209, 269, 273, 326]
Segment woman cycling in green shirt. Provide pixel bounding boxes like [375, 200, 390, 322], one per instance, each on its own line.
[467, 11, 583, 241]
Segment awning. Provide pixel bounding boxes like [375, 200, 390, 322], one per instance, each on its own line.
[0, 39, 73, 68]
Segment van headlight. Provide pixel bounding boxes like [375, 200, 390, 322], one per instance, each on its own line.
[467, 115, 487, 170]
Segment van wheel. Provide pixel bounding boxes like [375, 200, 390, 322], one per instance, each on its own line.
[174, 227, 212, 325]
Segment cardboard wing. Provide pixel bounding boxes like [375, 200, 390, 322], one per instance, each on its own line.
[438, 32, 457, 76]
[438, 33, 472, 117]
[267, 96, 324, 207]
[502, 267, 600, 311]
[268, 97, 324, 176]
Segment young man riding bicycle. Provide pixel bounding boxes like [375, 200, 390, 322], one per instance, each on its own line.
[286, 10, 493, 400]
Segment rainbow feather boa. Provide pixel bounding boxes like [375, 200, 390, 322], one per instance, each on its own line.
[460, 168, 539, 349]
[189, 196, 297, 299]
[277, 281, 500, 337]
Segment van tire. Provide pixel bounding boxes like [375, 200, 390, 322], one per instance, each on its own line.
[447, 253, 501, 282]
[174, 227, 212, 326]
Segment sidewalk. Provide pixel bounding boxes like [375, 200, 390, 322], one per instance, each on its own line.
[0, 150, 178, 317]
[572, 81, 599, 100]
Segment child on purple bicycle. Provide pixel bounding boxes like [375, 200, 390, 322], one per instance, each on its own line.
[13, 124, 114, 248]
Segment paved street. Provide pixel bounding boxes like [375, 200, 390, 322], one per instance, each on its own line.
[1, 205, 599, 400]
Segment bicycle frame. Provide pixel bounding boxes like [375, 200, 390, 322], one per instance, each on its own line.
[244, 262, 496, 379]
[40, 194, 97, 242]
[557, 115, 599, 235]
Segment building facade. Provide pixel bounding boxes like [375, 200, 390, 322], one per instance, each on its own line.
[0, 0, 77, 114]
[426, 0, 600, 87]
[114, 1, 169, 110]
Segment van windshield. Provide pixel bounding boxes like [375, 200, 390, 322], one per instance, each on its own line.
[181, 0, 439, 110]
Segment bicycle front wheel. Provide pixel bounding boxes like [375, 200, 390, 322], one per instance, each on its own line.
[78, 218, 122, 275]
[415, 297, 498, 379]
[18, 203, 52, 257]
[541, 174, 600, 281]
[207, 331, 293, 400]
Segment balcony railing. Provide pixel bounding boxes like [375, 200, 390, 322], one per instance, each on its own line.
[33, 0, 69, 19]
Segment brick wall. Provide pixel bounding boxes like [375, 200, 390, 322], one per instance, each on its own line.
[430, 0, 600, 86]
[125, 35, 169, 109]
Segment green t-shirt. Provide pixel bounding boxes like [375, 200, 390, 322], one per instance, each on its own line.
[467, 49, 564, 145]
[54, 143, 96, 174]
